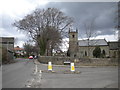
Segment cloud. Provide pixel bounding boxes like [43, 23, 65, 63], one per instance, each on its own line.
[0, 0, 48, 16]
[96, 34, 118, 42]
[44, 2, 117, 38]
[0, 1, 118, 48]
[0, 0, 49, 47]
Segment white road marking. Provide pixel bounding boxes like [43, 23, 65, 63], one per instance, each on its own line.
[25, 64, 42, 88]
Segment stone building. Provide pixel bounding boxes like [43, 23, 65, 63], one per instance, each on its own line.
[69, 30, 79, 58]
[108, 41, 119, 58]
[78, 39, 109, 58]
[0, 37, 14, 63]
[53, 50, 67, 57]
[14, 46, 25, 57]
[69, 30, 109, 58]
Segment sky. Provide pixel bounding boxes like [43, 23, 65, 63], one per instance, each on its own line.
[0, 0, 119, 50]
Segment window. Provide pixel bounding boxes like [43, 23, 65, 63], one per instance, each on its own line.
[85, 51, 87, 56]
[2, 42, 7, 44]
[77, 42, 78, 45]
[9, 42, 14, 44]
[72, 35, 75, 38]
[74, 54, 76, 57]
[1, 42, 13, 44]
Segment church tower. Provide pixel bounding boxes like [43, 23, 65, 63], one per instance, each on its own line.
[69, 29, 78, 58]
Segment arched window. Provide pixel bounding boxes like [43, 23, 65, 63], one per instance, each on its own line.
[74, 54, 76, 57]
[85, 51, 87, 56]
[102, 49, 106, 58]
[77, 42, 79, 45]
[102, 50, 105, 55]
[72, 35, 75, 38]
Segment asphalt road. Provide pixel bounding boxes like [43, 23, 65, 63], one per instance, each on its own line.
[2, 58, 118, 88]
[38, 65, 118, 88]
[2, 58, 35, 88]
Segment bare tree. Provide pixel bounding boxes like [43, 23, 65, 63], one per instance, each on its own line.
[23, 41, 39, 57]
[23, 42, 33, 57]
[81, 19, 98, 58]
[13, 8, 73, 56]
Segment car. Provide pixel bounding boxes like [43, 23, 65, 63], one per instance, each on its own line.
[29, 56, 33, 59]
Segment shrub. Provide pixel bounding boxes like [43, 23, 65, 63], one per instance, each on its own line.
[93, 46, 101, 58]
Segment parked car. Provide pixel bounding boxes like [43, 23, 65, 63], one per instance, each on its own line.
[29, 56, 33, 59]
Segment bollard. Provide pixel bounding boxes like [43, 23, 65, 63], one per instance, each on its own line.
[48, 62, 52, 71]
[71, 63, 75, 72]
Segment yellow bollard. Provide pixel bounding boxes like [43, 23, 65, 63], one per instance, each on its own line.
[48, 62, 52, 71]
[71, 63, 75, 72]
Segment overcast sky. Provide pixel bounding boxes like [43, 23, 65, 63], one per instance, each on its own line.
[0, 0, 119, 48]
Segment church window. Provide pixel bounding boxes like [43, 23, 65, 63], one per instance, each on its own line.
[72, 35, 75, 38]
[77, 42, 78, 45]
[102, 50, 105, 56]
[74, 54, 76, 57]
[85, 51, 87, 56]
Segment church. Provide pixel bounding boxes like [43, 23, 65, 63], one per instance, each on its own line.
[68, 30, 110, 58]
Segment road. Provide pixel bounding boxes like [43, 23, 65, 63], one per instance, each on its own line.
[2, 58, 118, 88]
[38, 65, 118, 88]
[2, 58, 35, 88]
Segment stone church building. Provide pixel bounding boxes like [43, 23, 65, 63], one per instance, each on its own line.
[68, 30, 110, 58]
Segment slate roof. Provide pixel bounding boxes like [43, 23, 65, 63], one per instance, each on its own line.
[108, 41, 119, 50]
[78, 39, 108, 46]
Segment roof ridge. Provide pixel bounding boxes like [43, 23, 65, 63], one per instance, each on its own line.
[78, 38, 105, 40]
[78, 39, 108, 46]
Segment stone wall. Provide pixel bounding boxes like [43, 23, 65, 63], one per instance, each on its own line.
[75, 58, 118, 66]
[109, 50, 119, 58]
[38, 56, 118, 66]
[38, 56, 73, 65]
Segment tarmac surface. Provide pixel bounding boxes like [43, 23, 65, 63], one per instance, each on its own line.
[2, 58, 118, 88]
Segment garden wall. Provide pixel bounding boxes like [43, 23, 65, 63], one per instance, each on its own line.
[38, 56, 118, 66]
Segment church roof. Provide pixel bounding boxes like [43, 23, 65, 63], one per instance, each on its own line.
[78, 39, 108, 46]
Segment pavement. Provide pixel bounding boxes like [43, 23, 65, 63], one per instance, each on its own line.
[2, 58, 119, 88]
